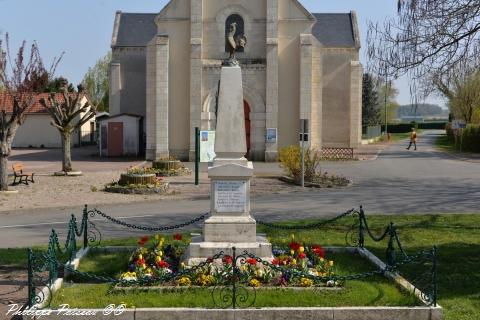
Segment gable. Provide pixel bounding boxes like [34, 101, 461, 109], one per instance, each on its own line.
[279, 0, 315, 21]
[156, 0, 190, 22]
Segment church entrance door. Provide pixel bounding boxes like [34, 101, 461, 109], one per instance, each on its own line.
[244, 100, 251, 158]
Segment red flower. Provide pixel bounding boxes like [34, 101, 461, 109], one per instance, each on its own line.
[246, 258, 257, 266]
[173, 233, 182, 241]
[272, 258, 281, 265]
[136, 258, 145, 266]
[298, 252, 306, 259]
[289, 241, 300, 251]
[138, 236, 149, 246]
[223, 255, 233, 265]
[157, 260, 170, 268]
[207, 257, 214, 263]
[312, 245, 325, 258]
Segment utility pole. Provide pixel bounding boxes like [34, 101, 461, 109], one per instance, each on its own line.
[384, 66, 389, 136]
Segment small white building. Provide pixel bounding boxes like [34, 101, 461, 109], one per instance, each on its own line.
[97, 113, 143, 157]
[0, 93, 96, 148]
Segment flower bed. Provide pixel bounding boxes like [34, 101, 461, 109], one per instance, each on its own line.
[105, 167, 169, 195]
[280, 173, 351, 188]
[119, 234, 341, 289]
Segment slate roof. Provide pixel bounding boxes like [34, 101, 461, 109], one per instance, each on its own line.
[113, 13, 157, 47]
[112, 11, 358, 49]
[311, 13, 358, 48]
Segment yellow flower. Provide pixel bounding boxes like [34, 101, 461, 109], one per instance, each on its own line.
[291, 234, 295, 240]
[155, 256, 162, 263]
[291, 259, 297, 265]
[299, 246, 305, 253]
[249, 279, 261, 287]
[180, 262, 186, 270]
[138, 254, 143, 260]
[320, 257, 325, 262]
[177, 277, 192, 287]
[290, 250, 295, 256]
[300, 277, 313, 287]
[196, 274, 215, 286]
[329, 260, 334, 267]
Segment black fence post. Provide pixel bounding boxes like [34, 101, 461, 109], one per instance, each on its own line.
[433, 245, 438, 307]
[232, 247, 237, 309]
[27, 248, 35, 308]
[83, 205, 88, 249]
[358, 206, 365, 248]
[386, 223, 396, 267]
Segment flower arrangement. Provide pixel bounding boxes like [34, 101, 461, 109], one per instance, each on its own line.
[120, 234, 187, 283]
[120, 233, 340, 289]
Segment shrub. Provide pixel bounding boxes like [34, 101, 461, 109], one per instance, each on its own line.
[278, 145, 321, 182]
[461, 125, 480, 152]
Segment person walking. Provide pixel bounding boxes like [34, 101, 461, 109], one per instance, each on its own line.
[406, 128, 417, 150]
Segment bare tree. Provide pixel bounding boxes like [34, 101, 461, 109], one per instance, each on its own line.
[367, 0, 480, 95]
[0, 34, 59, 191]
[39, 84, 96, 173]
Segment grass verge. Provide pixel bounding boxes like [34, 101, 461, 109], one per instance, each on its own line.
[2, 213, 479, 319]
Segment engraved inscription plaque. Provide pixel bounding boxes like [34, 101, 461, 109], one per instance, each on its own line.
[214, 180, 247, 213]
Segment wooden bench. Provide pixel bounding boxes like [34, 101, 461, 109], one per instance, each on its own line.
[12, 163, 35, 185]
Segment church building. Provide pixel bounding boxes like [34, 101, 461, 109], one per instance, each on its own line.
[109, 0, 362, 161]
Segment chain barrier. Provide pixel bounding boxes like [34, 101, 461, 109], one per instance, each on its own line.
[26, 204, 438, 309]
[87, 208, 210, 232]
[28, 245, 437, 309]
[255, 208, 358, 230]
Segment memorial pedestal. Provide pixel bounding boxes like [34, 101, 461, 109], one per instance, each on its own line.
[184, 66, 272, 264]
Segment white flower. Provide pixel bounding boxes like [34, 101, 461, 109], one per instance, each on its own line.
[326, 280, 335, 287]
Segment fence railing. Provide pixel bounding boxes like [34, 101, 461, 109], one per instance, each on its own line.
[26, 205, 438, 309]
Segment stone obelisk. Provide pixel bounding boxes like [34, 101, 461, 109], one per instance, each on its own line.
[185, 65, 272, 263]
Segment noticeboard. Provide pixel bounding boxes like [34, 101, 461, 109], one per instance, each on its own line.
[200, 131, 216, 162]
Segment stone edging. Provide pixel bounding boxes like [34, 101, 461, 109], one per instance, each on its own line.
[30, 246, 443, 320]
[279, 176, 353, 188]
[30, 306, 443, 320]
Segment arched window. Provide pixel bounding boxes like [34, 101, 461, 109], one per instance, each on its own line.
[225, 14, 245, 53]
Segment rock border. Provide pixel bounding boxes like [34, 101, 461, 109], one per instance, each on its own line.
[104, 183, 169, 195]
[279, 176, 353, 188]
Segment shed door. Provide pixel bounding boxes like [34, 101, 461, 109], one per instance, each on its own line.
[108, 122, 123, 156]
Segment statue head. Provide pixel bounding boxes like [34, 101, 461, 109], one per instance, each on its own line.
[229, 22, 237, 32]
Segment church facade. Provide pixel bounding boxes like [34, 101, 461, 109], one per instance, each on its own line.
[109, 0, 362, 161]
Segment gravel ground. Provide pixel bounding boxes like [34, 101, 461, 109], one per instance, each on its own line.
[0, 170, 306, 214]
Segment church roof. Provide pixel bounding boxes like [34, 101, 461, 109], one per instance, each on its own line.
[311, 13, 360, 48]
[111, 11, 360, 49]
[112, 12, 157, 47]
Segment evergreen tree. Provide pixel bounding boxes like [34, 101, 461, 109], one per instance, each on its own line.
[362, 73, 381, 126]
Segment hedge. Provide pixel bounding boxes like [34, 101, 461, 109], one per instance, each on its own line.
[445, 124, 480, 153]
[382, 122, 447, 133]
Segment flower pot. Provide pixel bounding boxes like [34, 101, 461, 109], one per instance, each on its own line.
[153, 160, 182, 171]
[119, 173, 157, 186]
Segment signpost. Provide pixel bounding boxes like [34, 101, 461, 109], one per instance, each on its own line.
[300, 119, 309, 188]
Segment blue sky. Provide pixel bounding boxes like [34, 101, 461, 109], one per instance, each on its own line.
[0, 0, 445, 107]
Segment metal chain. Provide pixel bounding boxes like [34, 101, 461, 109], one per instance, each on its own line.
[89, 208, 210, 232]
[255, 209, 358, 230]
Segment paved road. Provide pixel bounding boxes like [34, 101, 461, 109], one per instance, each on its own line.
[1, 130, 479, 247]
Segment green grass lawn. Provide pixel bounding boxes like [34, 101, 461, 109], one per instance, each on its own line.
[53, 250, 419, 308]
[2, 213, 479, 319]
[435, 135, 456, 152]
